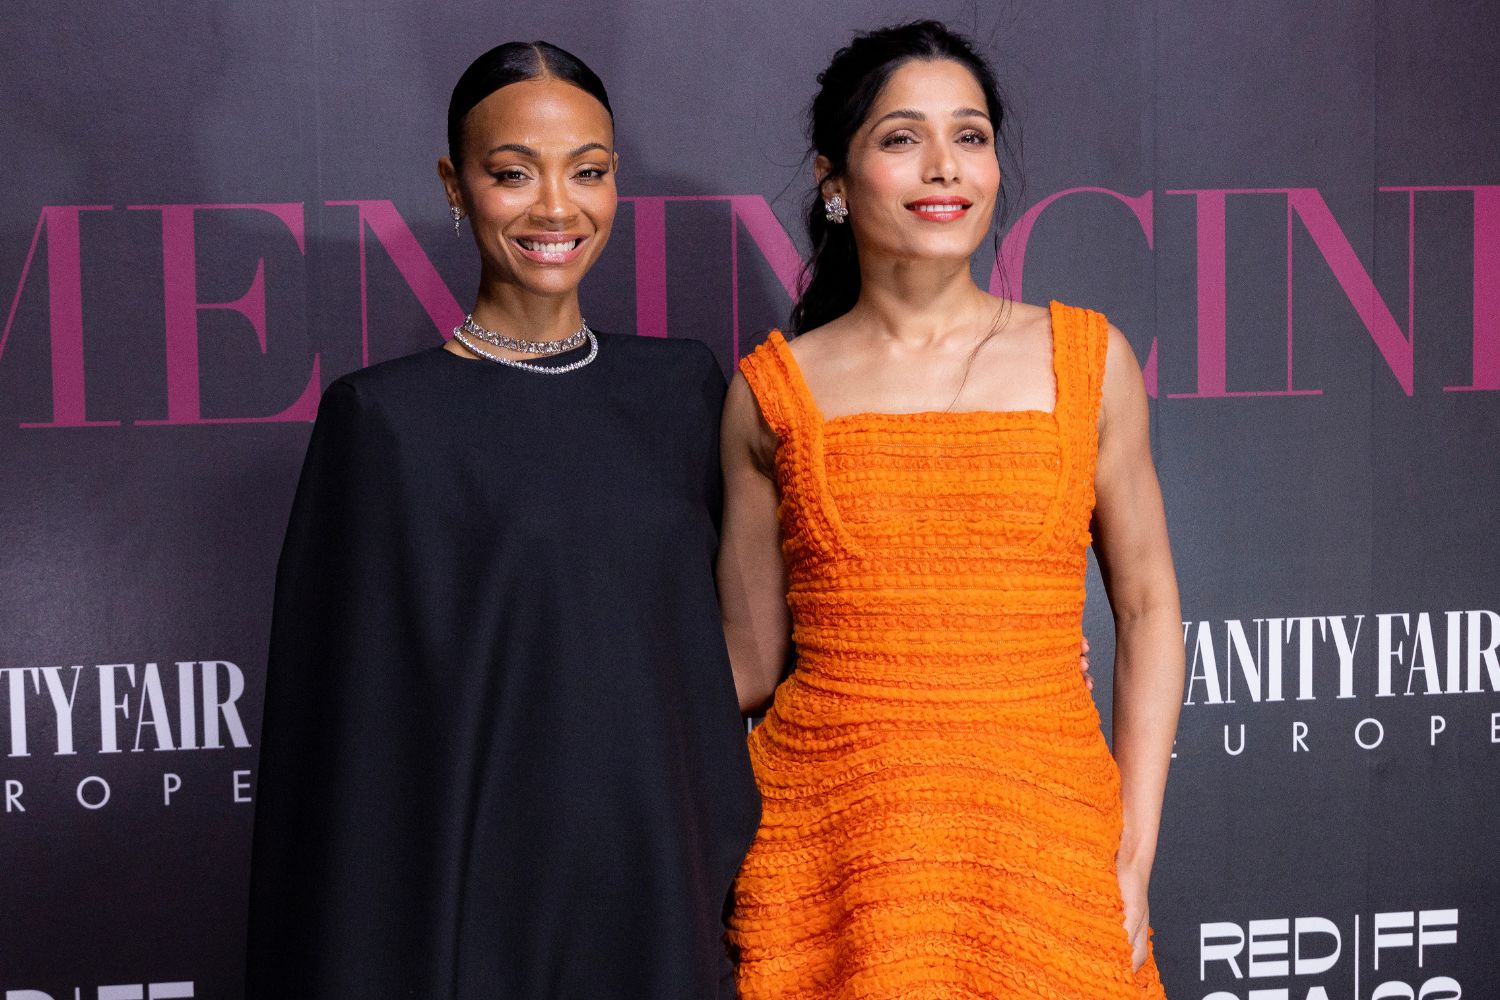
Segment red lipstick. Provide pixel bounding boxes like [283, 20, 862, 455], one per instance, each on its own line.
[904, 197, 972, 222]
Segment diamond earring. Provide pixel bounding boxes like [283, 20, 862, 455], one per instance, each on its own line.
[824, 195, 848, 224]
[450, 205, 464, 236]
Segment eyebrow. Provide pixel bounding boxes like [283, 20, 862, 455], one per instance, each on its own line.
[869, 107, 991, 128]
[485, 141, 612, 158]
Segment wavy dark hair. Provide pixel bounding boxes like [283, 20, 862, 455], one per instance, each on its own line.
[791, 21, 1014, 334]
[447, 41, 613, 167]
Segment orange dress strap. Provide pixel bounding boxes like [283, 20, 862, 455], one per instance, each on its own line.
[738, 330, 864, 561]
[1038, 300, 1111, 548]
[738, 330, 814, 442]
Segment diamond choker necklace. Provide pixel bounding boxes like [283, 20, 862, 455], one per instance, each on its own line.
[450, 316, 598, 375]
[456, 315, 589, 355]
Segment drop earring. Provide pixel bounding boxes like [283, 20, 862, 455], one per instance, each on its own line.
[823, 195, 848, 224]
[450, 205, 464, 236]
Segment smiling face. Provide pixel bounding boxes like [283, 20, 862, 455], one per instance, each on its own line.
[825, 58, 1001, 267]
[440, 77, 618, 300]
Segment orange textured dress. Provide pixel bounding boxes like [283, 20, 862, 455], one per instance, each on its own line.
[729, 302, 1166, 999]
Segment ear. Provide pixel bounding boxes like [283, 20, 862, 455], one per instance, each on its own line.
[813, 155, 841, 201]
[437, 156, 464, 214]
[611, 150, 621, 176]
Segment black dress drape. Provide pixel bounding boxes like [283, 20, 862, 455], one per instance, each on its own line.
[246, 335, 760, 999]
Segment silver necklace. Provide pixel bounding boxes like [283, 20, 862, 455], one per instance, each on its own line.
[452, 326, 599, 374]
[457, 315, 589, 355]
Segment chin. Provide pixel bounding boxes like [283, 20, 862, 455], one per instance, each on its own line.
[908, 239, 985, 262]
[519, 273, 588, 298]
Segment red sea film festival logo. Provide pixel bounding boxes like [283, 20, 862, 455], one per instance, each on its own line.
[5, 985, 194, 1000]
[1, 661, 252, 815]
[1198, 909, 1465, 1000]
[1, 184, 1498, 426]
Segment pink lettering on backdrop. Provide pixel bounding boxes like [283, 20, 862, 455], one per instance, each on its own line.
[128, 203, 320, 424]
[2, 205, 118, 427]
[623, 195, 802, 355]
[993, 187, 1159, 396]
[1468, 186, 1500, 391]
[628, 197, 669, 338]
[326, 200, 465, 364]
[5, 187, 1492, 430]
[727, 195, 803, 356]
[1164, 190, 1246, 398]
[1165, 188, 1420, 397]
[1381, 186, 1500, 391]
[1288, 189, 1413, 394]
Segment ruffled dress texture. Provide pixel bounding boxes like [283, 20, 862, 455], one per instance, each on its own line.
[730, 302, 1167, 999]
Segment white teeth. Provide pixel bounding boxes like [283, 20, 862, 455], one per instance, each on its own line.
[517, 238, 580, 253]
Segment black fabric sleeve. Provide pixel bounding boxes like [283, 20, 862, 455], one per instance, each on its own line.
[245, 379, 420, 998]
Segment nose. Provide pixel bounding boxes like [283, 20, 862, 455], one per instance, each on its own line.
[530, 174, 577, 226]
[925, 141, 959, 185]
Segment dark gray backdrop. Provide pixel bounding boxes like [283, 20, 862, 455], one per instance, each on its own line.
[2, 2, 1496, 997]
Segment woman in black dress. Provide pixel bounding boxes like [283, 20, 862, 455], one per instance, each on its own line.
[246, 41, 759, 1000]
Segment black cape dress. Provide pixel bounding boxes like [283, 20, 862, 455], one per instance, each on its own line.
[246, 333, 761, 1000]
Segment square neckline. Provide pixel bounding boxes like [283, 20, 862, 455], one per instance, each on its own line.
[764, 300, 1065, 431]
[740, 300, 1109, 563]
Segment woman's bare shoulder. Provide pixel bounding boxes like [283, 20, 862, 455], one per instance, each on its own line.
[996, 298, 1053, 341]
[782, 316, 857, 368]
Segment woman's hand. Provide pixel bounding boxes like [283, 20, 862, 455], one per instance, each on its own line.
[1081, 635, 1093, 691]
[1117, 857, 1151, 972]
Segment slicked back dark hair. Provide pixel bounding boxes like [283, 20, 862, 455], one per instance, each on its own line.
[447, 40, 612, 167]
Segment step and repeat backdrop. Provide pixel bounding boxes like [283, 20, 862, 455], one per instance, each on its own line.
[2, 1, 1496, 997]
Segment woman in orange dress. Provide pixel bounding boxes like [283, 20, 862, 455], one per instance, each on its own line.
[717, 21, 1185, 998]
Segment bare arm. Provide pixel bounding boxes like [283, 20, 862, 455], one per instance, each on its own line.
[1091, 324, 1185, 966]
[717, 372, 792, 714]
